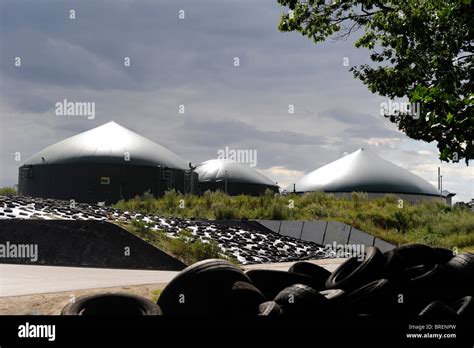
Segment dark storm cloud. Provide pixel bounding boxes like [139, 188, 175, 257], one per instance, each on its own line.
[174, 118, 328, 148]
[1, 0, 297, 92]
[345, 123, 400, 139]
[314, 108, 401, 141]
[1, 0, 360, 100]
[0, 0, 471, 201]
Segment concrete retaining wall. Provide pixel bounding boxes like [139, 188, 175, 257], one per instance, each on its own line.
[300, 220, 327, 245]
[255, 219, 395, 251]
[279, 220, 304, 239]
[0, 220, 186, 270]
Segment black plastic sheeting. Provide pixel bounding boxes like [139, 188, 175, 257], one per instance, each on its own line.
[0, 219, 186, 270]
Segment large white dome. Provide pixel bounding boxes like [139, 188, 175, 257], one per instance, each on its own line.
[288, 148, 439, 196]
[24, 121, 189, 170]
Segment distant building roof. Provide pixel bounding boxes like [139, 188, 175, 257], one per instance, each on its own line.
[23, 121, 189, 169]
[289, 148, 441, 196]
[195, 159, 277, 187]
[442, 190, 456, 197]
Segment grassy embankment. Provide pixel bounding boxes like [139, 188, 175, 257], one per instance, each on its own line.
[0, 187, 16, 197]
[115, 190, 474, 253]
[121, 219, 233, 265]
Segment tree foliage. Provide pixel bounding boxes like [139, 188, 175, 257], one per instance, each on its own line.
[278, 0, 473, 164]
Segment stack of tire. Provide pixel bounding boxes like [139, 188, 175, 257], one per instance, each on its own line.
[62, 244, 473, 318]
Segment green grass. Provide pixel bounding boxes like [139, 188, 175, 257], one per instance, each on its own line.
[151, 289, 162, 303]
[115, 190, 474, 253]
[0, 187, 16, 197]
[122, 219, 237, 265]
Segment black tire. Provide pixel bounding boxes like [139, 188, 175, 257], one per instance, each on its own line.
[402, 264, 433, 278]
[258, 301, 283, 317]
[245, 269, 318, 299]
[157, 259, 251, 317]
[288, 261, 331, 289]
[450, 296, 474, 319]
[319, 289, 346, 302]
[387, 244, 444, 267]
[274, 284, 329, 318]
[382, 249, 407, 279]
[418, 301, 458, 320]
[406, 264, 451, 288]
[433, 247, 456, 263]
[343, 279, 396, 317]
[398, 264, 459, 309]
[325, 247, 385, 290]
[230, 281, 267, 318]
[446, 253, 474, 288]
[446, 253, 474, 273]
[61, 293, 162, 316]
[318, 289, 347, 316]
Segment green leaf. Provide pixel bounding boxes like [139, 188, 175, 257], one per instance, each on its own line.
[446, 112, 454, 123]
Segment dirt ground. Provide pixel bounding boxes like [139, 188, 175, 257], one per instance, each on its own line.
[0, 283, 167, 315]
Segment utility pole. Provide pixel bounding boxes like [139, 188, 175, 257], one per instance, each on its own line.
[224, 170, 228, 195]
[189, 162, 196, 195]
[437, 167, 440, 191]
[440, 175, 443, 203]
[438, 167, 443, 202]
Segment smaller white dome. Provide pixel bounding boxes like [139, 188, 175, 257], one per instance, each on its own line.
[195, 159, 277, 187]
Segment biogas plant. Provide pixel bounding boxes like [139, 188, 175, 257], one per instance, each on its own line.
[18, 121, 454, 205]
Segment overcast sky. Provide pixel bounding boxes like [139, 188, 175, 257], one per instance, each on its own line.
[1, 0, 472, 202]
